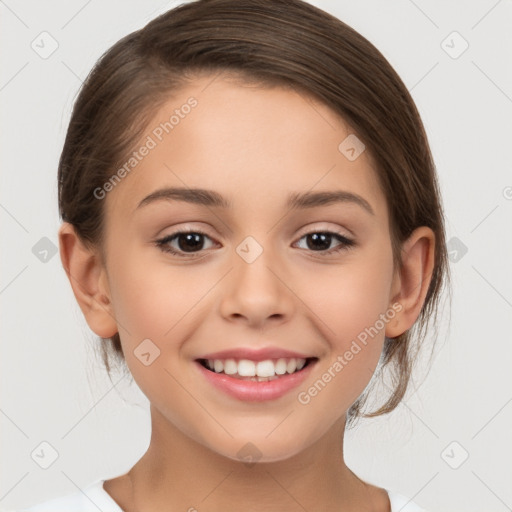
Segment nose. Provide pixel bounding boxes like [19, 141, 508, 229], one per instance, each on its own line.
[218, 241, 295, 329]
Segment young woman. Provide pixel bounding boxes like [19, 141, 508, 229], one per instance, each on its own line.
[12, 0, 449, 510]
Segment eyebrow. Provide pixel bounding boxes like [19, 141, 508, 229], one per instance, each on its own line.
[136, 187, 375, 216]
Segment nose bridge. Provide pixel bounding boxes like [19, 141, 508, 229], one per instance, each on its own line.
[234, 233, 282, 294]
[219, 233, 294, 325]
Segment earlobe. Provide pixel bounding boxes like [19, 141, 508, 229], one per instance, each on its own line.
[58, 222, 118, 338]
[385, 226, 435, 338]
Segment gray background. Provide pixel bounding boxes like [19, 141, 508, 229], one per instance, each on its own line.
[1, 1, 511, 510]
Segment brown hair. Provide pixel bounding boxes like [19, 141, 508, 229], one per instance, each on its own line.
[58, 0, 450, 426]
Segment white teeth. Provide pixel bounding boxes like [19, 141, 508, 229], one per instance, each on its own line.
[238, 359, 256, 377]
[204, 357, 308, 378]
[275, 358, 287, 375]
[223, 359, 238, 375]
[256, 360, 275, 377]
[286, 359, 297, 373]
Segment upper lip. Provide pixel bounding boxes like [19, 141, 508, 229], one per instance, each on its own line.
[197, 347, 316, 362]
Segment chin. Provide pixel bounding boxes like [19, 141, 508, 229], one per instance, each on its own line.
[205, 434, 310, 465]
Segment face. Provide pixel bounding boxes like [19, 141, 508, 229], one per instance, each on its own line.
[100, 74, 399, 462]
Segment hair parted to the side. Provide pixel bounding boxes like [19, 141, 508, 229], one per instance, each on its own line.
[58, 0, 450, 427]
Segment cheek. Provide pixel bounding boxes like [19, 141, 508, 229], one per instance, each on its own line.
[305, 251, 394, 347]
[108, 251, 211, 340]
[106, 260, 207, 397]
[296, 250, 393, 411]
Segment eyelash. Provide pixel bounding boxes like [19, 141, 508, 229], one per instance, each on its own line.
[154, 228, 356, 258]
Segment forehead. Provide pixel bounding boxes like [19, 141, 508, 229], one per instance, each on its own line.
[104, 74, 387, 221]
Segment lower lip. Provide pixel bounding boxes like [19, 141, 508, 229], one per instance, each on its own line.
[195, 360, 316, 402]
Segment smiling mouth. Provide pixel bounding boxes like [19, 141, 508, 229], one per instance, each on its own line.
[197, 357, 318, 382]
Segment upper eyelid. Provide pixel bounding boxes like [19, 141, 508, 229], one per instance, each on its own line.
[158, 227, 354, 249]
[160, 221, 353, 239]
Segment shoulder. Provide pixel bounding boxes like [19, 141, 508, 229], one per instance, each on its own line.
[4, 479, 122, 512]
[387, 489, 429, 512]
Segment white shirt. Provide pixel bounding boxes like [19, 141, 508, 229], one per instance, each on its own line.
[6, 478, 428, 511]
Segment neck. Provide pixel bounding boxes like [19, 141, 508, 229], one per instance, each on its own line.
[118, 405, 386, 512]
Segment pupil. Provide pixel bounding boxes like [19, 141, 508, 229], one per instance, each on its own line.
[178, 233, 203, 252]
[307, 233, 331, 251]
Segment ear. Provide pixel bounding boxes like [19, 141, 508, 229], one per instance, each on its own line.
[385, 226, 436, 338]
[58, 222, 118, 338]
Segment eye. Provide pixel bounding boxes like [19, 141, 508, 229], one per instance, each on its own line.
[155, 229, 217, 257]
[154, 228, 355, 258]
[294, 231, 355, 255]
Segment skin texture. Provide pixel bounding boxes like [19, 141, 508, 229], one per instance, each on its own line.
[59, 74, 435, 511]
